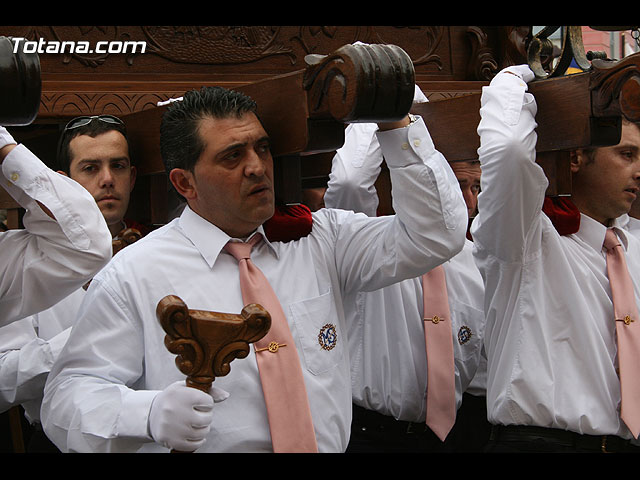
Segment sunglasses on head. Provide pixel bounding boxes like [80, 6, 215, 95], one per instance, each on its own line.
[56, 115, 127, 167]
[62, 114, 125, 133]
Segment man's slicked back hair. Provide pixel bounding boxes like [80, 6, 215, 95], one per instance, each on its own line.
[159, 86, 258, 173]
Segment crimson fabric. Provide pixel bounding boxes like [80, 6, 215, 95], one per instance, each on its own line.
[542, 197, 580, 236]
[263, 204, 313, 243]
[124, 218, 151, 236]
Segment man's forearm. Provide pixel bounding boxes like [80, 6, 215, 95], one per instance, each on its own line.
[0, 143, 16, 164]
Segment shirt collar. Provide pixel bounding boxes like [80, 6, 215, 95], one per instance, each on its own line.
[178, 205, 279, 268]
[576, 213, 629, 252]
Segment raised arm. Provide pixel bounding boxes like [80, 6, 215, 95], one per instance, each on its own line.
[0, 127, 112, 325]
[471, 65, 548, 262]
[325, 86, 428, 217]
[327, 114, 468, 293]
[324, 122, 382, 216]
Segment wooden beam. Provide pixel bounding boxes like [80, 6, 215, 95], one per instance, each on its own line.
[411, 53, 640, 196]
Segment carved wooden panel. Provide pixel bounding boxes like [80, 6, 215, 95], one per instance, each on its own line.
[0, 26, 531, 227]
[0, 26, 528, 120]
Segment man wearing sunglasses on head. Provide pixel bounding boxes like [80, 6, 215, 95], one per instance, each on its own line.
[0, 115, 140, 452]
[0, 125, 111, 328]
[56, 115, 141, 238]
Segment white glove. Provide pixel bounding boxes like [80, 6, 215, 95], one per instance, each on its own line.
[0, 126, 17, 150]
[498, 64, 535, 83]
[149, 380, 222, 452]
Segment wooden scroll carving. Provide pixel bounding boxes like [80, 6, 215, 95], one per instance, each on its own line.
[236, 43, 415, 204]
[237, 43, 415, 158]
[112, 227, 142, 256]
[412, 52, 640, 197]
[156, 295, 271, 393]
[302, 43, 415, 125]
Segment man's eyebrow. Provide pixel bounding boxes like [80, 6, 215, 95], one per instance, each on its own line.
[75, 156, 130, 164]
[217, 136, 271, 156]
[617, 143, 640, 151]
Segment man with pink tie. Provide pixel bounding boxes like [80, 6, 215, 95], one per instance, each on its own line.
[473, 64, 640, 452]
[41, 85, 468, 452]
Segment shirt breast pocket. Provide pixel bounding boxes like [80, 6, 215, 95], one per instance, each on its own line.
[289, 289, 343, 376]
[448, 298, 484, 364]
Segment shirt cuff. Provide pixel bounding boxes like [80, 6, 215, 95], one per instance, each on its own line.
[116, 389, 160, 440]
[376, 116, 436, 168]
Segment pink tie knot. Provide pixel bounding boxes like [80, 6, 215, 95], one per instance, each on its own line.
[224, 234, 263, 262]
[604, 228, 621, 251]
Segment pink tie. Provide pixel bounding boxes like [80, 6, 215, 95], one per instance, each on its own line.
[421, 265, 456, 441]
[604, 228, 640, 438]
[224, 234, 318, 452]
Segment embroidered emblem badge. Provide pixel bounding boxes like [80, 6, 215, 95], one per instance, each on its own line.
[318, 323, 338, 351]
[457, 325, 473, 345]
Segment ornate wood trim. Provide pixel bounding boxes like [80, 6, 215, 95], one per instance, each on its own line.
[156, 295, 271, 392]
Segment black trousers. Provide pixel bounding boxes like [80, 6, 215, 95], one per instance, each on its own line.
[346, 404, 451, 453]
[26, 424, 60, 453]
[485, 424, 640, 453]
[447, 392, 491, 452]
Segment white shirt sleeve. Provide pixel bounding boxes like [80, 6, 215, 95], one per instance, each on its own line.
[324, 122, 382, 216]
[470, 71, 547, 262]
[0, 316, 70, 415]
[0, 145, 112, 326]
[329, 117, 469, 294]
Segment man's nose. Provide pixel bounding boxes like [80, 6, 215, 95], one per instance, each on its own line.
[99, 167, 115, 187]
[244, 151, 267, 177]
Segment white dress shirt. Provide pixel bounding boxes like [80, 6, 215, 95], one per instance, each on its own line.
[471, 69, 638, 439]
[621, 214, 640, 239]
[0, 145, 111, 326]
[0, 288, 85, 423]
[41, 117, 468, 453]
[326, 122, 485, 422]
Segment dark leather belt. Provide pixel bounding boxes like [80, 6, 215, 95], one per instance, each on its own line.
[352, 404, 432, 435]
[491, 425, 640, 453]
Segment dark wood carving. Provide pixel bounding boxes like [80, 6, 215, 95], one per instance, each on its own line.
[237, 42, 415, 157]
[156, 296, 271, 452]
[412, 52, 640, 196]
[156, 295, 271, 393]
[111, 227, 142, 256]
[83, 227, 143, 291]
[0, 26, 503, 124]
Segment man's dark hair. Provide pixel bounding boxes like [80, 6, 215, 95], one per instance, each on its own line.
[159, 86, 258, 173]
[56, 116, 130, 174]
[580, 118, 640, 165]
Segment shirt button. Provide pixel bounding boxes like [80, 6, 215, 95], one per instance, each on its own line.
[10, 172, 19, 182]
[414, 139, 421, 147]
[401, 142, 409, 150]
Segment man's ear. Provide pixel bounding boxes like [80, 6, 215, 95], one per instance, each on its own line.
[129, 166, 137, 192]
[57, 170, 68, 177]
[570, 150, 584, 174]
[169, 168, 197, 201]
